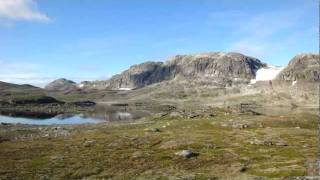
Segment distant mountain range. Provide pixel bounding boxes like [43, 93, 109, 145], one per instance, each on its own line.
[44, 52, 319, 91]
[1, 52, 318, 107]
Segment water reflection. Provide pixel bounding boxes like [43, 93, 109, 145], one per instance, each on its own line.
[0, 105, 151, 125]
[0, 110, 57, 120]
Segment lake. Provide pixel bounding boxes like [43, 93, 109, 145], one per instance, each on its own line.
[0, 105, 151, 125]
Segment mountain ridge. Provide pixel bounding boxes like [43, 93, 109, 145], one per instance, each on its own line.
[74, 52, 267, 90]
[40, 52, 319, 93]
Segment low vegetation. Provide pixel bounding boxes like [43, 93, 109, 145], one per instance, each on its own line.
[0, 108, 317, 179]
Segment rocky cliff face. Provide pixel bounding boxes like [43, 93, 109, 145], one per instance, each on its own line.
[45, 78, 77, 92]
[99, 52, 266, 90]
[276, 53, 320, 82]
[167, 52, 266, 86]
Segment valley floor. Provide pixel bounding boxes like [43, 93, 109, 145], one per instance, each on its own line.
[0, 108, 318, 180]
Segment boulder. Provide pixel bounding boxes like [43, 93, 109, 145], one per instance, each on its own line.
[175, 150, 199, 158]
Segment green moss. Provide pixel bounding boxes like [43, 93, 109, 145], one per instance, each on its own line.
[0, 111, 317, 179]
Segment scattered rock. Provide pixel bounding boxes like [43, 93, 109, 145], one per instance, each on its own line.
[206, 113, 216, 118]
[250, 139, 270, 146]
[154, 112, 168, 118]
[145, 128, 161, 133]
[108, 142, 120, 148]
[250, 138, 287, 147]
[83, 140, 96, 147]
[221, 123, 228, 127]
[187, 113, 201, 119]
[0, 136, 9, 143]
[53, 126, 62, 131]
[275, 141, 288, 146]
[132, 151, 150, 159]
[258, 123, 264, 128]
[169, 112, 183, 118]
[175, 150, 199, 158]
[232, 123, 250, 129]
[50, 155, 64, 161]
[240, 166, 248, 172]
[204, 143, 217, 149]
[242, 109, 263, 116]
[263, 141, 273, 146]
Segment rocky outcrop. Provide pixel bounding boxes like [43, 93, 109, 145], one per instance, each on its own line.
[45, 78, 77, 92]
[87, 52, 266, 90]
[276, 53, 320, 82]
[165, 52, 266, 86]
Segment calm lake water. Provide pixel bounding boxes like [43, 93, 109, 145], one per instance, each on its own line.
[0, 105, 151, 125]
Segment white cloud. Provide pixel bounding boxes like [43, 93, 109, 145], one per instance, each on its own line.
[229, 40, 268, 57]
[209, 8, 307, 59]
[0, 0, 49, 22]
[233, 10, 301, 39]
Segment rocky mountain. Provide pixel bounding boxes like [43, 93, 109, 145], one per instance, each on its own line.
[165, 52, 266, 87]
[276, 53, 320, 82]
[45, 78, 77, 92]
[79, 52, 266, 90]
[45, 52, 319, 94]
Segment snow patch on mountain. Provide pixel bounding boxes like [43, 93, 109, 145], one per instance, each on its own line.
[119, 87, 132, 91]
[250, 66, 284, 84]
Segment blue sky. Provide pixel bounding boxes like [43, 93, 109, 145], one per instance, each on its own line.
[0, 0, 318, 87]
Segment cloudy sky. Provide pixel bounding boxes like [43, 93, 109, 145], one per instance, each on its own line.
[0, 0, 318, 87]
